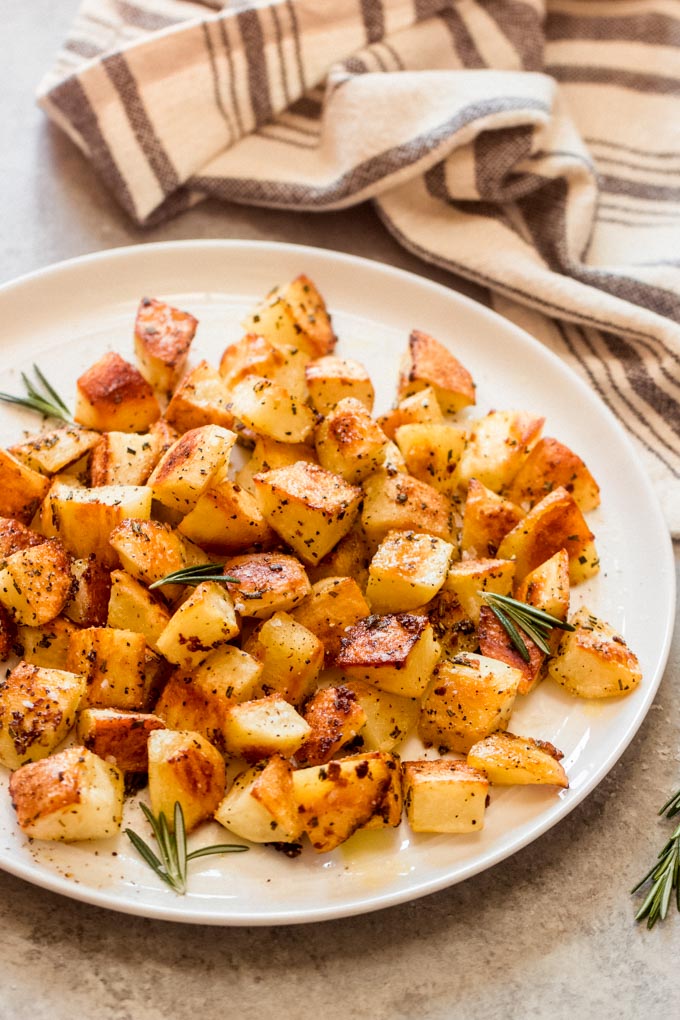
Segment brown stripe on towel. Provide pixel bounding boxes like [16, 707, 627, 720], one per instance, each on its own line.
[483, 0, 545, 70]
[547, 65, 680, 97]
[202, 20, 235, 145]
[547, 11, 680, 47]
[103, 52, 180, 195]
[114, 1, 183, 31]
[270, 2, 291, 107]
[439, 8, 487, 68]
[237, 6, 274, 127]
[360, 0, 384, 44]
[217, 14, 246, 138]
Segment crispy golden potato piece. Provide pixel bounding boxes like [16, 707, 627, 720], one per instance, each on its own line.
[505, 436, 600, 513]
[223, 551, 311, 618]
[0, 661, 86, 769]
[547, 606, 642, 698]
[77, 708, 166, 773]
[306, 524, 372, 592]
[315, 398, 390, 485]
[10, 746, 124, 842]
[107, 570, 172, 654]
[366, 530, 454, 614]
[17, 615, 78, 670]
[215, 755, 302, 844]
[0, 449, 51, 524]
[148, 729, 226, 833]
[67, 627, 157, 711]
[148, 424, 236, 514]
[0, 517, 44, 558]
[292, 751, 400, 852]
[222, 694, 311, 761]
[234, 435, 318, 496]
[290, 576, 370, 663]
[442, 558, 516, 626]
[305, 356, 374, 415]
[89, 428, 168, 487]
[453, 410, 544, 493]
[496, 486, 598, 585]
[394, 423, 467, 496]
[397, 330, 475, 414]
[156, 581, 239, 670]
[378, 386, 444, 441]
[361, 471, 453, 545]
[244, 611, 324, 705]
[295, 685, 367, 766]
[64, 555, 112, 628]
[43, 483, 153, 569]
[333, 613, 440, 698]
[341, 679, 418, 753]
[467, 732, 569, 788]
[134, 296, 197, 395]
[10, 425, 100, 475]
[253, 461, 363, 566]
[460, 479, 525, 559]
[220, 334, 310, 402]
[165, 360, 236, 433]
[0, 538, 73, 626]
[230, 375, 317, 444]
[243, 274, 336, 359]
[109, 518, 210, 594]
[178, 480, 276, 554]
[402, 759, 489, 833]
[75, 352, 160, 432]
[419, 653, 522, 753]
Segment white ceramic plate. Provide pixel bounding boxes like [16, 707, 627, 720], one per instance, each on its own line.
[0, 240, 674, 925]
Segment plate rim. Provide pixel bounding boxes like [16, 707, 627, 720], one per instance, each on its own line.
[0, 238, 674, 925]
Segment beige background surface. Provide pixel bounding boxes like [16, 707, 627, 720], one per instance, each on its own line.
[1, 3, 679, 1017]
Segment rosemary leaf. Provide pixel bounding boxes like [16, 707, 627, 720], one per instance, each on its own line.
[149, 564, 240, 589]
[479, 590, 573, 662]
[632, 809, 680, 928]
[486, 602, 531, 662]
[0, 365, 73, 423]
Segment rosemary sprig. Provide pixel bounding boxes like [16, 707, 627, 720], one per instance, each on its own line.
[632, 788, 680, 928]
[0, 364, 73, 422]
[149, 563, 240, 589]
[125, 801, 248, 895]
[479, 591, 574, 663]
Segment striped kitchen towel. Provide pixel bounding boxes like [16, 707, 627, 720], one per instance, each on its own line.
[39, 0, 680, 533]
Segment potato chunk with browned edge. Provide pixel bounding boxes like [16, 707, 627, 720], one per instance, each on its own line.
[0, 661, 85, 768]
[397, 330, 475, 414]
[215, 755, 302, 844]
[75, 352, 160, 432]
[134, 296, 197, 395]
[147, 729, 226, 833]
[403, 759, 489, 833]
[467, 732, 569, 787]
[547, 607, 642, 698]
[333, 613, 440, 698]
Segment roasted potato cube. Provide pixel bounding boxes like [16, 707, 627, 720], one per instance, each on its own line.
[403, 759, 489, 833]
[221, 334, 309, 401]
[442, 557, 516, 627]
[290, 576, 370, 662]
[215, 755, 302, 844]
[496, 486, 599, 585]
[398, 330, 475, 413]
[222, 552, 311, 619]
[478, 605, 545, 698]
[306, 525, 372, 592]
[234, 435, 318, 496]
[305, 356, 374, 415]
[423, 589, 479, 658]
[147, 729, 226, 833]
[0, 661, 85, 768]
[63, 555, 112, 627]
[361, 471, 452, 545]
[333, 613, 440, 698]
[394, 423, 467, 495]
[460, 479, 525, 559]
[453, 410, 545, 493]
[243, 274, 336, 359]
[156, 581, 239, 670]
[292, 751, 400, 853]
[109, 518, 210, 593]
[0, 517, 44, 558]
[107, 569, 171, 653]
[155, 647, 263, 751]
[89, 429, 164, 486]
[0, 449, 51, 523]
[230, 375, 316, 444]
[467, 731, 568, 787]
[67, 627, 155, 710]
[9, 425, 100, 475]
[164, 360, 236, 433]
[253, 461, 362, 565]
[295, 685, 367, 766]
[342, 679, 418, 753]
[43, 483, 153, 569]
[148, 424, 236, 513]
[75, 352, 160, 432]
[10, 746, 124, 842]
[314, 398, 389, 484]
[77, 708, 166, 772]
[0, 604, 17, 662]
[17, 615, 78, 670]
[547, 606, 642, 698]
[378, 386, 444, 440]
[134, 296, 197, 395]
[506, 436, 600, 512]
[0, 538, 73, 625]
[177, 480, 275, 553]
[366, 530, 454, 614]
[222, 694, 311, 761]
[244, 611, 324, 705]
[419, 653, 522, 753]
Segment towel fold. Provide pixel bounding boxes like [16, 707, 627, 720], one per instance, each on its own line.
[39, 0, 680, 533]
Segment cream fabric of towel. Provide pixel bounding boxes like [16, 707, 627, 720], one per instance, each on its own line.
[39, 0, 680, 533]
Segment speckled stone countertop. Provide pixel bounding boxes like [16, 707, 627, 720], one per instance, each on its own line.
[1, 4, 679, 1018]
